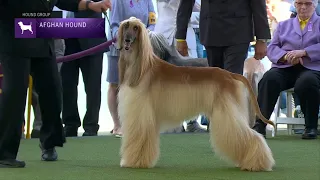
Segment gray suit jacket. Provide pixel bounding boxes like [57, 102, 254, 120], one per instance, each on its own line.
[175, 0, 271, 47]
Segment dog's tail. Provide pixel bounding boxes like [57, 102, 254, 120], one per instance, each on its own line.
[232, 73, 275, 128]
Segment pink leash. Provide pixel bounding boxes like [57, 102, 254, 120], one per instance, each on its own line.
[56, 38, 117, 63]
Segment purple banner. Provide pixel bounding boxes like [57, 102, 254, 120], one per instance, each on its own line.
[14, 18, 106, 39]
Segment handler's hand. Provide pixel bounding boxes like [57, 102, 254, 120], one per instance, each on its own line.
[254, 40, 267, 60]
[88, 0, 112, 12]
[176, 40, 188, 57]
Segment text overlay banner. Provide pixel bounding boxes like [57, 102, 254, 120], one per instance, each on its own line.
[15, 18, 106, 38]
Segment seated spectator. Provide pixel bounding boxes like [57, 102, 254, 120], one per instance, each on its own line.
[290, 0, 320, 16]
[253, 0, 320, 139]
[288, 0, 320, 134]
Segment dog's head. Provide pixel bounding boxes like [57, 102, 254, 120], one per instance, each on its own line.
[117, 17, 154, 87]
[18, 21, 23, 26]
[117, 17, 150, 52]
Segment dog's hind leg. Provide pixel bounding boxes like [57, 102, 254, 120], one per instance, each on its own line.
[119, 96, 160, 169]
[208, 93, 275, 172]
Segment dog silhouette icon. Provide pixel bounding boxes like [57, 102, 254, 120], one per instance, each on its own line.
[17, 21, 33, 34]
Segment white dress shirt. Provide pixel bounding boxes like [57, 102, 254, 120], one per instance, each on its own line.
[52, 6, 68, 18]
[154, 0, 197, 58]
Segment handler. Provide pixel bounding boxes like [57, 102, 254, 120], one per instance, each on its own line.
[175, 0, 271, 74]
[0, 0, 111, 168]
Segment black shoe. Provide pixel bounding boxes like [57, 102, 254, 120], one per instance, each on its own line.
[0, 159, 26, 168]
[64, 127, 78, 137]
[40, 144, 58, 161]
[82, 131, 97, 136]
[31, 129, 41, 138]
[186, 120, 206, 132]
[252, 122, 266, 138]
[302, 128, 318, 139]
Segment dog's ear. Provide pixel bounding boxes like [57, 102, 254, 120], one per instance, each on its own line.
[117, 22, 124, 50]
[118, 53, 127, 85]
[118, 49, 143, 87]
[118, 20, 154, 87]
[127, 58, 144, 87]
[126, 21, 154, 87]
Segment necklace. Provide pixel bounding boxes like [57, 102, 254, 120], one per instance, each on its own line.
[129, 0, 139, 8]
[130, 0, 133, 7]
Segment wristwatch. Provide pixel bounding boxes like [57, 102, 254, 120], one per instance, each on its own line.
[86, 0, 93, 10]
[257, 39, 269, 43]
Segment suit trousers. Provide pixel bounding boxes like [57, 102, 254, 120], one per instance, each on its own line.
[205, 43, 249, 74]
[256, 65, 320, 129]
[32, 89, 42, 131]
[32, 39, 65, 131]
[60, 47, 103, 133]
[0, 53, 65, 160]
[31, 63, 63, 131]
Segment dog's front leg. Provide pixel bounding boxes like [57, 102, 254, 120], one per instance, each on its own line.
[119, 96, 160, 168]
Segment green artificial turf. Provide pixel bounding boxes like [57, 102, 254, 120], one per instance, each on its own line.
[0, 133, 319, 180]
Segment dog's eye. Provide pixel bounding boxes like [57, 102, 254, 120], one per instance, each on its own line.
[133, 26, 138, 31]
[125, 22, 129, 28]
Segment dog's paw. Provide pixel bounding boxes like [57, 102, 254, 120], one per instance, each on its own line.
[120, 158, 154, 169]
[120, 159, 127, 168]
[239, 165, 273, 172]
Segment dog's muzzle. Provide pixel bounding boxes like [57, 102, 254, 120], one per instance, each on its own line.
[123, 36, 135, 51]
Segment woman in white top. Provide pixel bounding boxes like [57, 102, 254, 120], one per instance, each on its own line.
[154, 0, 197, 58]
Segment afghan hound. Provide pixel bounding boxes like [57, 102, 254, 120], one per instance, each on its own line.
[148, 29, 208, 133]
[117, 17, 275, 172]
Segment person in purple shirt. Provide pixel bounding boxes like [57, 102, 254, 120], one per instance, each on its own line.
[253, 0, 320, 140]
[106, 0, 156, 137]
[290, 0, 320, 17]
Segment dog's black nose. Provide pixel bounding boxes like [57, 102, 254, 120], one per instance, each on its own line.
[125, 39, 130, 43]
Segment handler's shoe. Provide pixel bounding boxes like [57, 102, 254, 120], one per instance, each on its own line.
[0, 159, 25, 168]
[40, 144, 58, 161]
[186, 120, 206, 132]
[302, 128, 318, 139]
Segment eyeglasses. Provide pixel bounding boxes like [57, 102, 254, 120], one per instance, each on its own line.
[295, 2, 314, 7]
